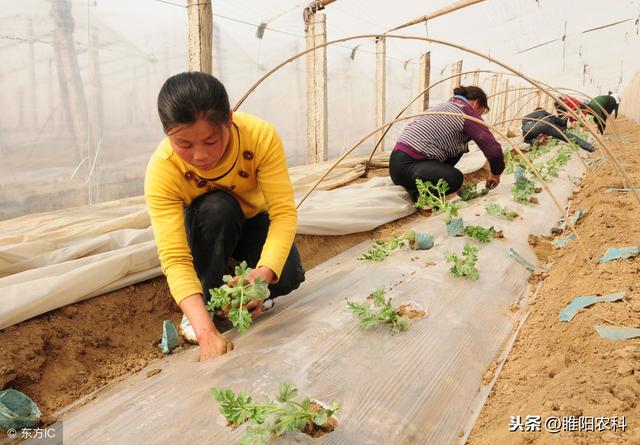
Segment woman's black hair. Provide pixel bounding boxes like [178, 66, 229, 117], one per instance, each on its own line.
[157, 71, 231, 134]
[453, 85, 489, 110]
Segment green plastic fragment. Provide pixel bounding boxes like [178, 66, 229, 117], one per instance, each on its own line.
[559, 292, 625, 322]
[595, 325, 640, 340]
[553, 233, 577, 248]
[598, 246, 639, 263]
[159, 320, 179, 354]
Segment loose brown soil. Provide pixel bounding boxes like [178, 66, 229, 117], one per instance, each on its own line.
[468, 118, 640, 444]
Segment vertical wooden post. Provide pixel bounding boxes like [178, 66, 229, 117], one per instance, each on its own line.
[188, 0, 212, 73]
[48, 58, 55, 127]
[89, 28, 103, 140]
[535, 90, 542, 108]
[29, 20, 38, 127]
[500, 80, 510, 127]
[453, 59, 463, 88]
[50, 0, 90, 166]
[375, 37, 386, 151]
[419, 52, 431, 110]
[305, 13, 328, 164]
[488, 74, 499, 124]
[472, 70, 480, 86]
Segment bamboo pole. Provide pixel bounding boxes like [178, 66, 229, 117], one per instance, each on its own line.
[387, 0, 485, 32]
[375, 37, 387, 151]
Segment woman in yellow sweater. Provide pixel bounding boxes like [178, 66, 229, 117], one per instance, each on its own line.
[145, 72, 304, 361]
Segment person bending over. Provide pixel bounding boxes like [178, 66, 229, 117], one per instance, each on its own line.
[389, 85, 505, 198]
[145, 72, 305, 361]
[522, 108, 596, 152]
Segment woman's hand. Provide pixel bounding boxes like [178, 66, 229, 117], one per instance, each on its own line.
[232, 266, 274, 319]
[485, 173, 501, 190]
[178, 293, 233, 361]
[198, 330, 233, 361]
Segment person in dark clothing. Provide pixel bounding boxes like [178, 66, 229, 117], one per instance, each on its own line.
[585, 95, 618, 134]
[389, 86, 505, 197]
[608, 91, 621, 118]
[522, 108, 596, 152]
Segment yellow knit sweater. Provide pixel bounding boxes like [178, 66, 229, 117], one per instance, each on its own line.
[144, 112, 297, 304]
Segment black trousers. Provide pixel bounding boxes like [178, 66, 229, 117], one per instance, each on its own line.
[184, 190, 305, 331]
[389, 149, 464, 197]
[522, 122, 595, 152]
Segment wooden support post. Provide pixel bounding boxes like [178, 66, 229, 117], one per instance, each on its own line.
[500, 80, 510, 128]
[472, 70, 480, 86]
[28, 20, 38, 127]
[89, 28, 103, 140]
[188, 0, 212, 73]
[305, 13, 328, 164]
[488, 74, 499, 124]
[453, 59, 463, 88]
[48, 58, 55, 127]
[50, 0, 90, 166]
[419, 52, 431, 110]
[375, 37, 386, 151]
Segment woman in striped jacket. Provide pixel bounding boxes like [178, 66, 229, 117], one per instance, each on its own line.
[389, 86, 505, 197]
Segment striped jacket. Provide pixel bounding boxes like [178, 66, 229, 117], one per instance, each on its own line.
[396, 97, 505, 175]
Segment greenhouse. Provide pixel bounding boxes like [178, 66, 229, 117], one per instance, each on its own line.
[0, 1, 639, 444]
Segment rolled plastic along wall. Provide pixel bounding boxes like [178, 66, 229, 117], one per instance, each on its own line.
[621, 70, 640, 123]
[59, 147, 586, 444]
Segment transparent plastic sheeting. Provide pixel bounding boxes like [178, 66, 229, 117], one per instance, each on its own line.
[58, 152, 586, 445]
[0, 142, 513, 329]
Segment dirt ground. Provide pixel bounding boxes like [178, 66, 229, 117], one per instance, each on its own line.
[468, 118, 640, 444]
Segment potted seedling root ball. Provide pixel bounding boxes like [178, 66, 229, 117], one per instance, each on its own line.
[212, 382, 340, 444]
[414, 178, 464, 237]
[402, 230, 435, 250]
[206, 261, 270, 334]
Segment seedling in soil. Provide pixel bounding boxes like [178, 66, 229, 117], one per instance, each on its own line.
[347, 285, 424, 333]
[414, 178, 460, 222]
[464, 225, 498, 243]
[511, 177, 536, 204]
[207, 261, 270, 334]
[445, 244, 480, 280]
[485, 203, 518, 221]
[212, 382, 340, 445]
[460, 183, 490, 201]
[358, 231, 414, 262]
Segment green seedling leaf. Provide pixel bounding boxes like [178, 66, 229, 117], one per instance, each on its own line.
[445, 244, 480, 280]
[358, 232, 414, 262]
[464, 225, 496, 243]
[207, 261, 270, 334]
[347, 286, 419, 333]
[485, 203, 518, 221]
[414, 178, 460, 221]
[460, 183, 490, 201]
[277, 382, 298, 403]
[213, 384, 340, 443]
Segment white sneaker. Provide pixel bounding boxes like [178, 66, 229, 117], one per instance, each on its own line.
[180, 312, 215, 344]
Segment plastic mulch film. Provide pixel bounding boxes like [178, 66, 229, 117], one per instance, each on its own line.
[58, 151, 586, 444]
